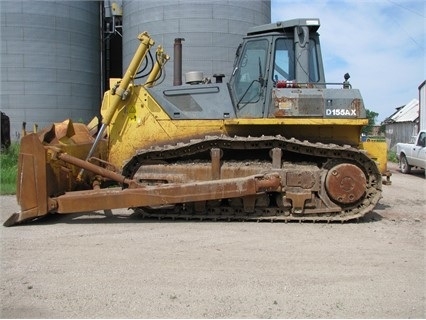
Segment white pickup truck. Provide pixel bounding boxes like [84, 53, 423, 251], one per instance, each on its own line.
[396, 130, 426, 174]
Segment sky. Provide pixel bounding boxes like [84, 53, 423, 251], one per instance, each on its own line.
[271, 0, 425, 123]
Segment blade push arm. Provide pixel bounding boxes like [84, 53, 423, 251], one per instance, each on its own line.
[78, 32, 155, 179]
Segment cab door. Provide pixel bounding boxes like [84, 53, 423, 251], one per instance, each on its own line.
[411, 131, 426, 169]
[229, 39, 269, 118]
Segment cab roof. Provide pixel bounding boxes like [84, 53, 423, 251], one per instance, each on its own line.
[247, 18, 320, 36]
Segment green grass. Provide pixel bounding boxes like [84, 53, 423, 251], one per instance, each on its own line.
[0, 143, 19, 195]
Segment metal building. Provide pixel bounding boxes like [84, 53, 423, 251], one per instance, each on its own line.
[0, 1, 101, 139]
[383, 98, 420, 150]
[122, 0, 271, 86]
[0, 0, 271, 140]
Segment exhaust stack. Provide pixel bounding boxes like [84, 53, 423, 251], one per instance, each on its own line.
[173, 38, 184, 86]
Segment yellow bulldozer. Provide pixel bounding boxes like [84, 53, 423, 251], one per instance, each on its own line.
[5, 18, 388, 226]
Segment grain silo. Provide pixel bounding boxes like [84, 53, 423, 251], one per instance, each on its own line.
[0, 1, 101, 139]
[121, 0, 271, 86]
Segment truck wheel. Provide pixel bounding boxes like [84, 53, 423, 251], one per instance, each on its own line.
[400, 155, 411, 174]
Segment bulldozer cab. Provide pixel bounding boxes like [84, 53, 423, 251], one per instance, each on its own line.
[229, 19, 332, 118]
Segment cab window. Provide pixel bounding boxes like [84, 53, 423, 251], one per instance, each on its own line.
[273, 38, 320, 83]
[273, 38, 294, 81]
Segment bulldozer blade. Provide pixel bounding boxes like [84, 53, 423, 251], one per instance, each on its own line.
[5, 133, 50, 226]
[3, 213, 25, 227]
[4, 131, 281, 226]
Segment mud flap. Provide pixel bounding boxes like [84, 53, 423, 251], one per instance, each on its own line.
[4, 134, 49, 226]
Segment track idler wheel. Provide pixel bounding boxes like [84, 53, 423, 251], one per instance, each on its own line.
[325, 163, 366, 205]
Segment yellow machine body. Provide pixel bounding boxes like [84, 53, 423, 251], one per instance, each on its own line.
[103, 85, 369, 168]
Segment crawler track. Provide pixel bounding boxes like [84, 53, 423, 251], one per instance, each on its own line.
[123, 135, 382, 222]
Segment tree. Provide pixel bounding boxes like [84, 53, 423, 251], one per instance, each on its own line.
[362, 109, 378, 135]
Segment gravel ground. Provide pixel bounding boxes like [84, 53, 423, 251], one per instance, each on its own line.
[0, 162, 424, 318]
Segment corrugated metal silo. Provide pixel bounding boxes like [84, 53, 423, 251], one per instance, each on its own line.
[0, 1, 101, 139]
[122, 0, 271, 86]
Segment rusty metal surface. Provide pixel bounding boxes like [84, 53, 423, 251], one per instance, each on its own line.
[325, 163, 367, 204]
[285, 190, 313, 213]
[210, 148, 221, 180]
[5, 134, 49, 227]
[53, 174, 280, 213]
[271, 89, 324, 117]
[351, 98, 362, 117]
[55, 151, 137, 188]
[286, 171, 316, 189]
[123, 135, 381, 222]
[271, 88, 365, 119]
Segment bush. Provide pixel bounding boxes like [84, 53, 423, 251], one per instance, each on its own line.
[388, 150, 398, 163]
[0, 143, 19, 194]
